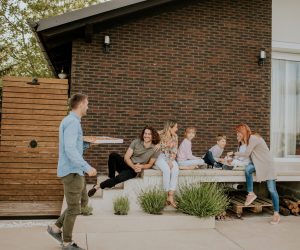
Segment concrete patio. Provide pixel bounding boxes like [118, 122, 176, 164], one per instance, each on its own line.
[1, 213, 299, 250]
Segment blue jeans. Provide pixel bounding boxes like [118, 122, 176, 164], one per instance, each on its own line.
[245, 164, 279, 212]
[154, 153, 179, 191]
[203, 151, 216, 166]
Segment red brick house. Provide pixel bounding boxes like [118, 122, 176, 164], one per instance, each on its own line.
[31, 0, 272, 175]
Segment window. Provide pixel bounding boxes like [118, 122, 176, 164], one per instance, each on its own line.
[271, 58, 300, 157]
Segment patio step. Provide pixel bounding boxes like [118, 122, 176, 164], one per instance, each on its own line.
[75, 213, 215, 231]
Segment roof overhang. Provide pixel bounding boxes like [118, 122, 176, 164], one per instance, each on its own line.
[30, 0, 189, 76]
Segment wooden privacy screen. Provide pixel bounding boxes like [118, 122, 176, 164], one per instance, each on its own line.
[0, 76, 68, 216]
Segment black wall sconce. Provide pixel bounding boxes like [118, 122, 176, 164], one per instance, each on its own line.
[258, 48, 266, 66]
[103, 35, 110, 53]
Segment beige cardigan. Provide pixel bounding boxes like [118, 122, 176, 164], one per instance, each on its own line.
[235, 135, 276, 182]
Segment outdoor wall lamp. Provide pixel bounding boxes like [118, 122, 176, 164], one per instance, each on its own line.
[103, 35, 110, 53]
[258, 48, 266, 66]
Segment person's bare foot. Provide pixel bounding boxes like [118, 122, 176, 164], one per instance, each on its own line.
[167, 192, 177, 208]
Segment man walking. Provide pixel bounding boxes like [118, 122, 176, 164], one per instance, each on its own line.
[47, 93, 97, 250]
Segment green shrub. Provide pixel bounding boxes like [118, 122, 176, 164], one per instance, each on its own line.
[113, 196, 130, 215]
[138, 187, 166, 215]
[176, 182, 229, 218]
[81, 205, 93, 216]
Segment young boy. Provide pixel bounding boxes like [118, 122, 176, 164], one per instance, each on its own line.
[203, 135, 233, 170]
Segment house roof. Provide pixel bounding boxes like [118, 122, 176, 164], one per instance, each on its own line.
[29, 0, 184, 76]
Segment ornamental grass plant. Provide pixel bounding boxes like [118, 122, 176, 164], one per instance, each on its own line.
[176, 182, 229, 218]
[113, 196, 130, 215]
[138, 187, 166, 215]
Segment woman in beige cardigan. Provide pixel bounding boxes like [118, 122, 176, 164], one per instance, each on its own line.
[234, 123, 280, 225]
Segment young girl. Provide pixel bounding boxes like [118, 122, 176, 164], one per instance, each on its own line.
[226, 134, 251, 170]
[177, 127, 205, 170]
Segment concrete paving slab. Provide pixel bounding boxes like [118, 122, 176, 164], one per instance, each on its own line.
[0, 227, 87, 250]
[1, 214, 299, 250]
[216, 216, 300, 250]
[86, 229, 242, 250]
[74, 213, 215, 233]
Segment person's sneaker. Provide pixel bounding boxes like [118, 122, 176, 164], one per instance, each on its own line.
[222, 164, 233, 170]
[88, 184, 98, 197]
[244, 194, 257, 206]
[62, 242, 85, 250]
[47, 225, 62, 244]
[270, 214, 281, 225]
[213, 162, 223, 169]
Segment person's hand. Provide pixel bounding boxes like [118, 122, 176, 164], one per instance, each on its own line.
[133, 164, 142, 173]
[219, 158, 225, 163]
[154, 144, 161, 152]
[87, 167, 97, 176]
[83, 136, 98, 143]
[227, 151, 233, 156]
[227, 158, 233, 164]
[168, 160, 173, 169]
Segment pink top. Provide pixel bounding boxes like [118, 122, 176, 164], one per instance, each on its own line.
[177, 138, 199, 162]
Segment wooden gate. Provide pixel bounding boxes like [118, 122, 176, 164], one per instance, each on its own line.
[0, 76, 68, 216]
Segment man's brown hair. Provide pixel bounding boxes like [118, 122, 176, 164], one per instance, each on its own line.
[69, 93, 87, 109]
[140, 125, 160, 145]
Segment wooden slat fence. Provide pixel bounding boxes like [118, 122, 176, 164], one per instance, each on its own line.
[0, 76, 68, 216]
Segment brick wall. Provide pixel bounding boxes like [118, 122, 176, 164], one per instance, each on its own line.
[71, 0, 272, 176]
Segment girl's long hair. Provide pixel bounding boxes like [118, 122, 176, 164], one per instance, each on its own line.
[235, 123, 252, 145]
[162, 120, 177, 135]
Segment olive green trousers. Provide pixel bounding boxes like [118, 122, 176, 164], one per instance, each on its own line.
[55, 173, 88, 242]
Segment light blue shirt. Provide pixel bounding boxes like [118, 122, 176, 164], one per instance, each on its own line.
[57, 111, 91, 177]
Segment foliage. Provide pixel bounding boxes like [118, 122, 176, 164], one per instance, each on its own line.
[0, 0, 109, 77]
[81, 205, 93, 216]
[113, 196, 130, 215]
[138, 187, 166, 215]
[176, 182, 230, 218]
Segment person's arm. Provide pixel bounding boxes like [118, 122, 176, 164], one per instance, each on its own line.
[234, 136, 258, 157]
[141, 158, 156, 169]
[82, 136, 97, 151]
[83, 142, 90, 151]
[64, 122, 92, 173]
[169, 136, 178, 161]
[210, 146, 221, 162]
[123, 147, 141, 173]
[187, 142, 199, 160]
[124, 147, 136, 169]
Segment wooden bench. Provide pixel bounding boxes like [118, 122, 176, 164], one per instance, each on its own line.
[142, 166, 300, 183]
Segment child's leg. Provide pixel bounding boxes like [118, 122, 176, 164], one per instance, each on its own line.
[203, 151, 216, 166]
[178, 159, 203, 169]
